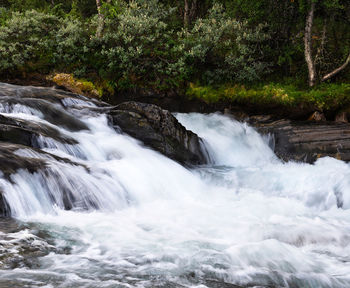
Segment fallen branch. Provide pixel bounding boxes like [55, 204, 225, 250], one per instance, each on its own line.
[322, 53, 350, 82]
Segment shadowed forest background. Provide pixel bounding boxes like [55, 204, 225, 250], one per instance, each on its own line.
[0, 0, 349, 115]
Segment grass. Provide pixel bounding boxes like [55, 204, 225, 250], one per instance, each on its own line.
[186, 82, 350, 111]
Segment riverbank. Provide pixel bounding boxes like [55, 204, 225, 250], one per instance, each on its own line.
[2, 74, 350, 122]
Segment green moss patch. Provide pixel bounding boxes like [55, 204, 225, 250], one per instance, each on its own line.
[186, 83, 350, 112]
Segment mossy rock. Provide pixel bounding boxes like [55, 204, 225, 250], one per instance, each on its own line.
[51, 73, 101, 98]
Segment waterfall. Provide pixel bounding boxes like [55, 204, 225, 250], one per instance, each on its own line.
[1, 85, 350, 287]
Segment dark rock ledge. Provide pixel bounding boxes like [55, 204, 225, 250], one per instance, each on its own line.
[109, 101, 209, 165]
[246, 115, 350, 163]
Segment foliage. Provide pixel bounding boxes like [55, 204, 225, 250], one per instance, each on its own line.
[54, 17, 91, 76]
[0, 10, 92, 76]
[0, 10, 61, 74]
[179, 3, 270, 84]
[0, 0, 349, 95]
[92, 0, 186, 89]
[187, 82, 350, 111]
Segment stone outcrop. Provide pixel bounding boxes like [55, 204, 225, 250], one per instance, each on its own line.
[249, 115, 350, 163]
[109, 101, 209, 165]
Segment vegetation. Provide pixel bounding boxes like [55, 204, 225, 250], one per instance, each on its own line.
[0, 0, 349, 114]
[187, 83, 350, 111]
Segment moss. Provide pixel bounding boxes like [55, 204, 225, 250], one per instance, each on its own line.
[186, 82, 350, 112]
[51, 73, 101, 98]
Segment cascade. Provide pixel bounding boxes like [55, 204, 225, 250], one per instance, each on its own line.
[0, 84, 350, 287]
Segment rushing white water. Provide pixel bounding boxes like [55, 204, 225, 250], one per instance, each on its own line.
[1, 98, 350, 287]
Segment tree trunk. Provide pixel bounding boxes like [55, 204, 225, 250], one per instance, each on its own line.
[304, 1, 316, 87]
[184, 0, 198, 27]
[322, 53, 350, 81]
[96, 0, 104, 38]
[184, 0, 190, 27]
[189, 0, 198, 23]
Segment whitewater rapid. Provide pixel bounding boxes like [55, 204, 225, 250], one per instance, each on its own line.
[1, 97, 350, 287]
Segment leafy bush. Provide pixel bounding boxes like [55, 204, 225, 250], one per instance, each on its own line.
[93, 1, 271, 89]
[180, 3, 270, 84]
[0, 10, 61, 74]
[0, 2, 275, 91]
[54, 17, 91, 76]
[0, 8, 9, 25]
[93, 0, 186, 90]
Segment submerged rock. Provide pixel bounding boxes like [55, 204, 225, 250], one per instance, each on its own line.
[110, 101, 209, 165]
[0, 220, 57, 269]
[250, 117, 350, 163]
[0, 189, 10, 217]
[0, 95, 90, 132]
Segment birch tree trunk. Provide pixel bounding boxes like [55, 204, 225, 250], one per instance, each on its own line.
[96, 0, 104, 38]
[304, 1, 316, 87]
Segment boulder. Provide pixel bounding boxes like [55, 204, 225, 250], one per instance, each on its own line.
[250, 117, 350, 163]
[109, 101, 209, 165]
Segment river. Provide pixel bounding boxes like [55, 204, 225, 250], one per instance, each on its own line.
[0, 90, 350, 287]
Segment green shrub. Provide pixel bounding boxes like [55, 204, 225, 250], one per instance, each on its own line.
[0, 10, 61, 74]
[0, 8, 9, 25]
[54, 17, 91, 76]
[92, 0, 186, 90]
[179, 3, 270, 84]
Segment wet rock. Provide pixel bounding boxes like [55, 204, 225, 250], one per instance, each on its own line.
[0, 190, 10, 217]
[0, 97, 89, 132]
[250, 117, 350, 163]
[0, 82, 106, 108]
[0, 114, 77, 147]
[0, 224, 56, 269]
[0, 142, 86, 178]
[0, 143, 46, 216]
[0, 82, 81, 103]
[110, 101, 209, 165]
[0, 142, 90, 215]
[0, 143, 47, 177]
